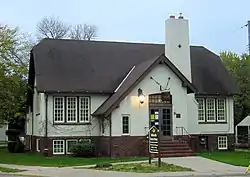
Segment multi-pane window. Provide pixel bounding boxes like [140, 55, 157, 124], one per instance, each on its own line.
[217, 136, 228, 150]
[53, 140, 65, 154]
[196, 97, 226, 123]
[66, 97, 77, 122]
[53, 96, 90, 123]
[206, 99, 216, 122]
[79, 97, 90, 123]
[54, 97, 65, 123]
[66, 140, 78, 154]
[217, 99, 226, 122]
[122, 115, 130, 135]
[197, 98, 205, 122]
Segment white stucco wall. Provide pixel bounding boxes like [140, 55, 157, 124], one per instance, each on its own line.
[46, 94, 108, 137]
[0, 124, 8, 141]
[188, 97, 234, 134]
[110, 64, 189, 136]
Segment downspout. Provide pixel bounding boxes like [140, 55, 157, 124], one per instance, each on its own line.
[44, 94, 49, 156]
[109, 114, 112, 157]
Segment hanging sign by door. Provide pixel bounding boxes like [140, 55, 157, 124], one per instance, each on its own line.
[148, 126, 159, 154]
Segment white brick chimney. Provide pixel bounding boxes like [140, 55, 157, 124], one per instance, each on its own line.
[165, 14, 191, 82]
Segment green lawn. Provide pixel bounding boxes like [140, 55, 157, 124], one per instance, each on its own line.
[0, 148, 147, 167]
[0, 166, 25, 173]
[90, 162, 193, 173]
[199, 151, 250, 167]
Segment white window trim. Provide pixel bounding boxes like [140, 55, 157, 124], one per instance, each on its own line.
[217, 136, 228, 150]
[206, 98, 216, 122]
[217, 99, 226, 122]
[197, 98, 205, 122]
[66, 139, 78, 154]
[52, 140, 65, 155]
[36, 139, 40, 152]
[122, 114, 130, 135]
[79, 97, 90, 123]
[66, 97, 78, 123]
[53, 97, 65, 123]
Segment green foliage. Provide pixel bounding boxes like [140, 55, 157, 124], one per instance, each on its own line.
[220, 51, 250, 125]
[71, 140, 95, 157]
[0, 24, 30, 123]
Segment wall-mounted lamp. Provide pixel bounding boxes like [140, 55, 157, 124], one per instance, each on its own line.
[138, 88, 145, 104]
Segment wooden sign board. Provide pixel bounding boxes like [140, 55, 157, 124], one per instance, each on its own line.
[149, 126, 159, 154]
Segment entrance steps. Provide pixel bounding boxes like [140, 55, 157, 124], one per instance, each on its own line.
[158, 138, 196, 157]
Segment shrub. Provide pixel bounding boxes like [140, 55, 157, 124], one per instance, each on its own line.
[95, 163, 112, 168]
[71, 140, 95, 157]
[6, 129, 25, 153]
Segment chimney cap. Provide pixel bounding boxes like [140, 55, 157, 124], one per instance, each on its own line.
[169, 15, 175, 19]
[178, 13, 184, 19]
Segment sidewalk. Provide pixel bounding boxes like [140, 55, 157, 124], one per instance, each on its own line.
[0, 157, 249, 177]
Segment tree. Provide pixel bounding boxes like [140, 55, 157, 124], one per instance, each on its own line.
[220, 51, 250, 125]
[36, 16, 98, 40]
[0, 24, 29, 124]
[70, 24, 97, 40]
[36, 16, 70, 39]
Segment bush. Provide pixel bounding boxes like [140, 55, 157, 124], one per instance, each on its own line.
[71, 140, 95, 157]
[6, 129, 25, 153]
[95, 163, 112, 168]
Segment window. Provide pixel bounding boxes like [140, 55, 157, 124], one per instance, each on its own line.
[79, 97, 90, 123]
[197, 98, 205, 122]
[196, 97, 227, 123]
[122, 115, 130, 135]
[36, 139, 40, 152]
[66, 140, 78, 154]
[53, 140, 65, 155]
[54, 97, 65, 123]
[217, 136, 228, 150]
[53, 96, 91, 124]
[217, 99, 226, 122]
[66, 97, 77, 122]
[206, 98, 215, 122]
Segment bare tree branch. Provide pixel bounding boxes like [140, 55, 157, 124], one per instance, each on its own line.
[70, 24, 97, 40]
[36, 16, 70, 39]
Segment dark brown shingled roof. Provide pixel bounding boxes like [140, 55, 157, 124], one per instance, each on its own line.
[93, 54, 196, 116]
[29, 38, 239, 96]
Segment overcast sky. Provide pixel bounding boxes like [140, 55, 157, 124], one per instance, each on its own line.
[1, 0, 250, 54]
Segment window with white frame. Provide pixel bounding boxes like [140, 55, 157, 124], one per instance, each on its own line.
[54, 97, 65, 123]
[217, 99, 226, 122]
[53, 140, 65, 154]
[66, 97, 77, 122]
[36, 139, 40, 152]
[206, 98, 216, 122]
[122, 115, 130, 135]
[197, 98, 205, 122]
[66, 140, 78, 154]
[79, 97, 90, 123]
[217, 136, 228, 150]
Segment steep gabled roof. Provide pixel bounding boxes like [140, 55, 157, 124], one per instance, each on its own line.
[93, 54, 196, 116]
[29, 38, 240, 96]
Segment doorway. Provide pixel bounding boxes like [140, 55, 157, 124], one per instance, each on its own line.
[149, 92, 172, 137]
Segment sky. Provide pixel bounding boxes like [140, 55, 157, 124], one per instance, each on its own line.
[1, 0, 250, 54]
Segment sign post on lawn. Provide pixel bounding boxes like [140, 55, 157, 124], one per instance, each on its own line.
[148, 125, 161, 167]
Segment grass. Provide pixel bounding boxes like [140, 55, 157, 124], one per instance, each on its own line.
[0, 148, 147, 167]
[199, 151, 250, 167]
[0, 166, 25, 173]
[90, 162, 193, 173]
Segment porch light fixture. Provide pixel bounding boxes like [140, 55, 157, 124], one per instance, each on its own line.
[138, 88, 145, 104]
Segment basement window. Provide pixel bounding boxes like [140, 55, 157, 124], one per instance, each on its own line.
[217, 136, 228, 150]
[53, 140, 65, 155]
[66, 140, 78, 154]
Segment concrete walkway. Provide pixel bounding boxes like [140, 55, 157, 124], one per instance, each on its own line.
[0, 157, 249, 177]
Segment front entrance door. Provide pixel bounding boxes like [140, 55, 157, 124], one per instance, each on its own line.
[149, 107, 172, 137]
